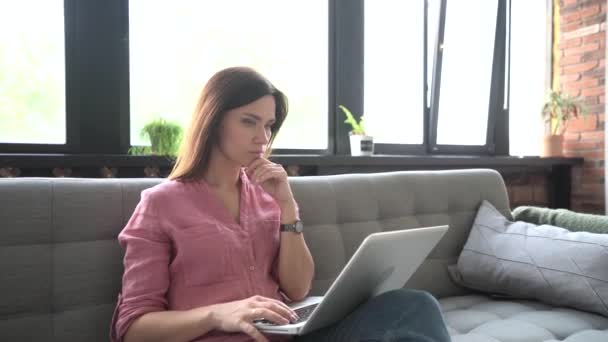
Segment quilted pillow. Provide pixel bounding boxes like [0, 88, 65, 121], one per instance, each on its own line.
[449, 200, 608, 317]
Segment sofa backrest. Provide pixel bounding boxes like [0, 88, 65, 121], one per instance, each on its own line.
[0, 168, 510, 341]
[288, 169, 511, 297]
[0, 178, 160, 341]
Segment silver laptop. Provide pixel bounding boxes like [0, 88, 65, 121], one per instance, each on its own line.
[254, 225, 449, 335]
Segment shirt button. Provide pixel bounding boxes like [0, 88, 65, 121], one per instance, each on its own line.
[249, 266, 255, 271]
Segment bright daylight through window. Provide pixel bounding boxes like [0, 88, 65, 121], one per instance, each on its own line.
[436, 0, 498, 146]
[129, 0, 328, 149]
[0, 0, 66, 144]
[365, 0, 425, 144]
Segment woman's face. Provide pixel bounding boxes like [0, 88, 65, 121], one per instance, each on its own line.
[216, 95, 276, 167]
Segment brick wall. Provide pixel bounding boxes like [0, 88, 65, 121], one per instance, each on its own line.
[559, 0, 605, 213]
[504, 171, 551, 209]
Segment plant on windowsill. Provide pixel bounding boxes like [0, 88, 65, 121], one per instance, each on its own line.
[128, 118, 183, 158]
[540, 90, 587, 157]
[339, 105, 374, 156]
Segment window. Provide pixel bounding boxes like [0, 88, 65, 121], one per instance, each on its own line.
[0, 0, 66, 144]
[129, 0, 328, 150]
[364, 0, 424, 144]
[0, 0, 512, 157]
[508, 0, 549, 156]
[427, 0, 441, 106]
[435, 0, 498, 146]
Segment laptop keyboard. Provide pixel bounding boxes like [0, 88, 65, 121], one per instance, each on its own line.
[254, 303, 319, 325]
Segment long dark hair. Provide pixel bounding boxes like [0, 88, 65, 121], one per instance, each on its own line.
[169, 67, 288, 181]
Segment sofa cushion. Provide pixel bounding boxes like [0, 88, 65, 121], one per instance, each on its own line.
[450, 200, 608, 317]
[441, 295, 608, 342]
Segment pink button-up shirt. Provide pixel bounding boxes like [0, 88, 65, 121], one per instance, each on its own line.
[111, 169, 290, 342]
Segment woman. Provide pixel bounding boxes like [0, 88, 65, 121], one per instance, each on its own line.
[111, 66, 451, 342]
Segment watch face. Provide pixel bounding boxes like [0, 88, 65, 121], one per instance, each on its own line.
[295, 220, 304, 233]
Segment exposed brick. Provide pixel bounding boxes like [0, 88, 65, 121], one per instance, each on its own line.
[581, 86, 605, 96]
[533, 184, 549, 204]
[562, 140, 600, 151]
[561, 1, 581, 13]
[582, 67, 605, 78]
[561, 0, 579, 7]
[576, 196, 607, 206]
[558, 0, 605, 213]
[560, 37, 583, 49]
[561, 54, 583, 66]
[583, 14, 606, 26]
[564, 149, 587, 157]
[563, 73, 582, 82]
[563, 42, 600, 56]
[583, 31, 605, 43]
[579, 4, 601, 18]
[581, 48, 606, 62]
[562, 11, 582, 23]
[583, 174, 605, 184]
[582, 166, 606, 178]
[512, 185, 534, 204]
[586, 104, 606, 114]
[563, 21, 585, 32]
[563, 23, 600, 40]
[564, 77, 599, 89]
[583, 96, 599, 105]
[573, 183, 605, 197]
[577, 150, 605, 160]
[571, 196, 605, 208]
[564, 131, 582, 141]
[571, 193, 604, 204]
[563, 60, 599, 74]
[580, 130, 605, 141]
[571, 202, 604, 214]
[583, 159, 603, 168]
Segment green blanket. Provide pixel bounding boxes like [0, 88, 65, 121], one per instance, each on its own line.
[512, 206, 608, 234]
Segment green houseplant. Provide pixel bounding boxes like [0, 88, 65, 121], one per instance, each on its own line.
[339, 105, 373, 156]
[540, 90, 587, 156]
[129, 118, 183, 157]
[541, 90, 587, 136]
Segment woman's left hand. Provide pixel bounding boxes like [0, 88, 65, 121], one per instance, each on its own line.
[246, 158, 296, 209]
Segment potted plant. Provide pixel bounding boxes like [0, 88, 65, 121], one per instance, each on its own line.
[540, 90, 587, 157]
[339, 105, 373, 156]
[129, 118, 183, 157]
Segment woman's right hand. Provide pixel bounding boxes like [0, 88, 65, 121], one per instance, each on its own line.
[208, 295, 299, 342]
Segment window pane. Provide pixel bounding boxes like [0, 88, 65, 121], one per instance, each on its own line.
[129, 0, 327, 149]
[364, 0, 424, 144]
[509, 0, 547, 156]
[0, 1, 66, 144]
[436, 0, 498, 145]
[427, 0, 440, 106]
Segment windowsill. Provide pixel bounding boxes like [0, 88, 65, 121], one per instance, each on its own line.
[0, 153, 584, 168]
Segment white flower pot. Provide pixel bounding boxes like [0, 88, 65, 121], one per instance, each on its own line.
[349, 134, 374, 156]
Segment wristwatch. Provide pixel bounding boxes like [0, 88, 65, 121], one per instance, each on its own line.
[280, 220, 304, 233]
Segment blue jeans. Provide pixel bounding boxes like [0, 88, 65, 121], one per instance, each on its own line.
[294, 289, 452, 342]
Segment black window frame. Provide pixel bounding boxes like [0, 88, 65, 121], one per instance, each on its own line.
[0, 0, 511, 157]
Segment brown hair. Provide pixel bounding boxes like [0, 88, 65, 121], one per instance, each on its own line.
[168, 67, 288, 181]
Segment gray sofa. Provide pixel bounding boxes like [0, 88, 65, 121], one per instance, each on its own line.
[1, 169, 607, 342]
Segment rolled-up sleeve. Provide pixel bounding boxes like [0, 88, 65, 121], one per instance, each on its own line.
[110, 191, 171, 342]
